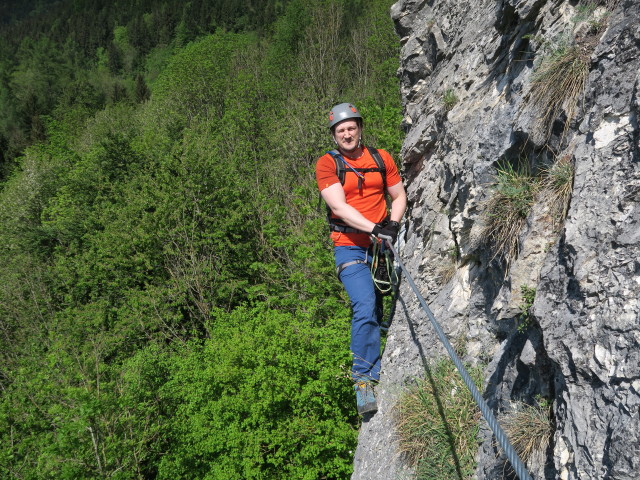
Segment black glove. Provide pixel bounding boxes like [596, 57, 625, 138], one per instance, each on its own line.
[371, 221, 399, 244]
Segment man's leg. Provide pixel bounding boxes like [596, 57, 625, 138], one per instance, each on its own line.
[335, 246, 380, 415]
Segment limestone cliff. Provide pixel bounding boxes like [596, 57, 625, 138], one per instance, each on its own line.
[352, 1, 639, 479]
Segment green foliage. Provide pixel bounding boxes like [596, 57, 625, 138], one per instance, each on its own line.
[152, 32, 253, 125]
[158, 307, 355, 479]
[520, 285, 536, 311]
[0, 1, 402, 478]
[112, 25, 136, 74]
[360, 103, 404, 158]
[394, 358, 483, 480]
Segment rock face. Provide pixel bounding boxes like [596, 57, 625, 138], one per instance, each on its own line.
[352, 1, 639, 479]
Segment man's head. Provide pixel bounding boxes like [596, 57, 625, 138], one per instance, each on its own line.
[329, 103, 363, 154]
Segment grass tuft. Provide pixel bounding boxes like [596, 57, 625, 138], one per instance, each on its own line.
[540, 154, 574, 225]
[481, 161, 539, 262]
[573, 3, 612, 34]
[436, 244, 459, 285]
[443, 88, 458, 111]
[394, 359, 483, 480]
[527, 44, 589, 142]
[500, 400, 553, 465]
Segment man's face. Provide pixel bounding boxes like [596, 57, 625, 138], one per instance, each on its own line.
[332, 120, 361, 153]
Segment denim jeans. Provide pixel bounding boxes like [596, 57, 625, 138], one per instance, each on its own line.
[334, 245, 383, 383]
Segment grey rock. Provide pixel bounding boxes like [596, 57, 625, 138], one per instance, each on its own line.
[352, 0, 640, 479]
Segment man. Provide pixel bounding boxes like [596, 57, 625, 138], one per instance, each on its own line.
[315, 102, 407, 415]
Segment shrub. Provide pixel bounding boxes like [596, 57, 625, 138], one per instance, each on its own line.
[158, 306, 357, 480]
[394, 358, 483, 480]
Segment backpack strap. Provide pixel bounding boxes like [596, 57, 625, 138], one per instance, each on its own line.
[327, 149, 346, 184]
[327, 147, 387, 187]
[367, 147, 387, 190]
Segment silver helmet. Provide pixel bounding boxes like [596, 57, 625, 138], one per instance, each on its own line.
[328, 103, 362, 129]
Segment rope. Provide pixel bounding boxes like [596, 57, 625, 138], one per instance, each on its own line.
[370, 239, 398, 295]
[382, 237, 533, 480]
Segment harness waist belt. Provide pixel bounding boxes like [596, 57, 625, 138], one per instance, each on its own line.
[329, 223, 367, 234]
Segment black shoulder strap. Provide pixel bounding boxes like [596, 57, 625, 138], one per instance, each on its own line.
[327, 149, 346, 185]
[326, 148, 387, 187]
[367, 147, 387, 189]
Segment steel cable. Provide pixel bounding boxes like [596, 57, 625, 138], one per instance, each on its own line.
[384, 238, 533, 480]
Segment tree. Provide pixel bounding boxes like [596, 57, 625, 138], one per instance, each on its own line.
[0, 1, 403, 478]
[134, 73, 150, 102]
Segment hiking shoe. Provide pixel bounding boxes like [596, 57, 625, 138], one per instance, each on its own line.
[354, 381, 377, 415]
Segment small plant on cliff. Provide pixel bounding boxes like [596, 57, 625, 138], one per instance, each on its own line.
[481, 161, 539, 262]
[500, 399, 553, 466]
[443, 88, 458, 111]
[573, 3, 611, 33]
[436, 243, 460, 285]
[540, 154, 575, 225]
[394, 358, 482, 480]
[526, 43, 589, 142]
[517, 285, 537, 332]
[573, 2, 599, 24]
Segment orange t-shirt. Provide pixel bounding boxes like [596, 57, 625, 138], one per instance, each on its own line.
[315, 147, 401, 247]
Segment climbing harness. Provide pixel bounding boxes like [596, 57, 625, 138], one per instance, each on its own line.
[335, 258, 368, 277]
[378, 235, 534, 480]
[322, 143, 402, 323]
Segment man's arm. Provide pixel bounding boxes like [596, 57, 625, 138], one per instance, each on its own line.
[386, 182, 407, 224]
[320, 183, 377, 233]
[321, 180, 408, 232]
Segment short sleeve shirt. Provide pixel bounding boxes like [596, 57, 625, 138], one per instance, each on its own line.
[315, 147, 401, 247]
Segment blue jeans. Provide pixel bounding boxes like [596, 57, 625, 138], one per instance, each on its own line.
[334, 246, 383, 383]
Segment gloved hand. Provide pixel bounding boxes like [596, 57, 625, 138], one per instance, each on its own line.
[371, 220, 399, 244]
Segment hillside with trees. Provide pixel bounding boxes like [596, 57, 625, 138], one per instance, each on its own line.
[0, 1, 403, 478]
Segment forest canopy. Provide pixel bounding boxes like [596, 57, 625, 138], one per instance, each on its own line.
[0, 1, 403, 478]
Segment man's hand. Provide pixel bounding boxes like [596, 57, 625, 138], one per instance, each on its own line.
[371, 221, 399, 244]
